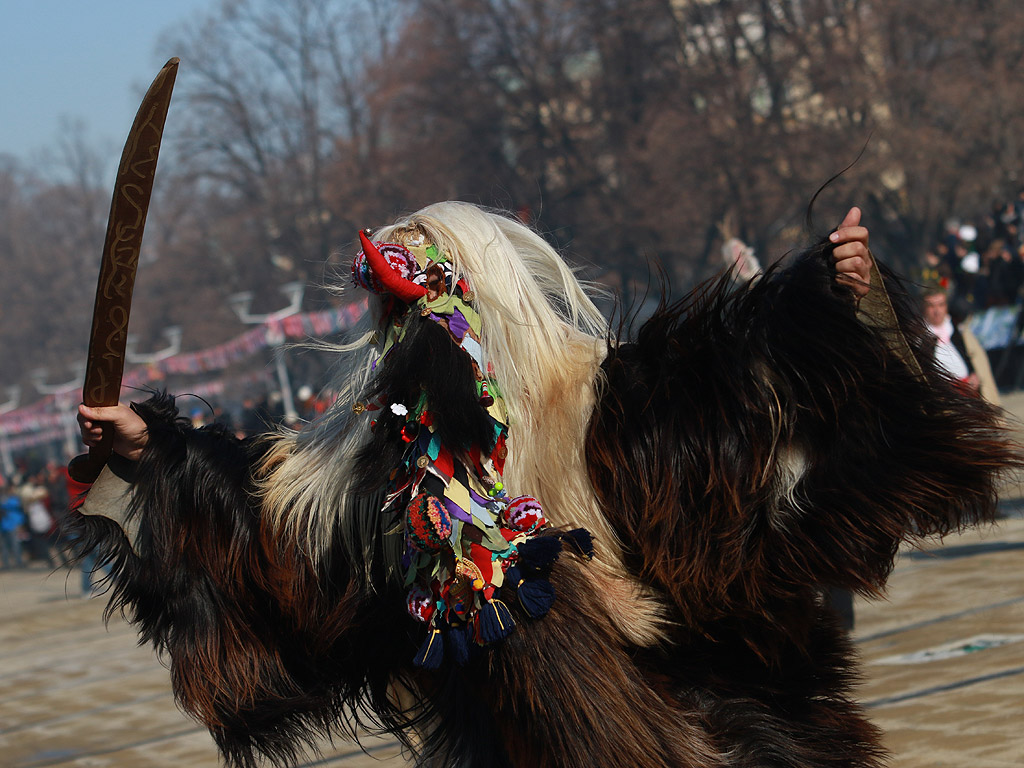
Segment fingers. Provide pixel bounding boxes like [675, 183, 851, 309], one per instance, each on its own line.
[77, 402, 150, 460]
[838, 206, 861, 230]
[830, 226, 868, 247]
[77, 405, 110, 447]
[79, 404, 117, 421]
[830, 207, 871, 297]
[833, 242, 871, 277]
[830, 207, 868, 251]
[833, 253, 872, 297]
[78, 404, 115, 433]
[77, 403, 134, 448]
[835, 271, 871, 298]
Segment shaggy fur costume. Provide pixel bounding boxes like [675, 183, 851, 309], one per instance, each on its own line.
[68, 202, 1020, 768]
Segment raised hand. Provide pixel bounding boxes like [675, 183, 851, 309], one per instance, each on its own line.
[77, 403, 149, 461]
[829, 206, 872, 298]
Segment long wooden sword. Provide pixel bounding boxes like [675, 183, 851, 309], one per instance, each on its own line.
[68, 58, 179, 483]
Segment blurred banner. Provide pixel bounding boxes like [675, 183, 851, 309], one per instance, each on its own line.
[0, 300, 367, 437]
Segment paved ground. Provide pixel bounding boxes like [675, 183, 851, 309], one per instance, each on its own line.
[855, 507, 1024, 767]
[3, 396, 1024, 767]
[0, 566, 405, 768]
[851, 392, 1024, 768]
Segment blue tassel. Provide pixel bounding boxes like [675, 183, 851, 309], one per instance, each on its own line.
[447, 624, 471, 666]
[504, 565, 522, 588]
[563, 528, 595, 560]
[517, 536, 563, 577]
[517, 578, 556, 618]
[413, 628, 444, 669]
[478, 599, 516, 643]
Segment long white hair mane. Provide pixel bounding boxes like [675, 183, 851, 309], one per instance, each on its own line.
[259, 202, 665, 642]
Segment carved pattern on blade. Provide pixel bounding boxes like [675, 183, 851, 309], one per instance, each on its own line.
[83, 58, 179, 407]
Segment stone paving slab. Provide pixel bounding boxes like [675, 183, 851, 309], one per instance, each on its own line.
[850, 391, 1024, 767]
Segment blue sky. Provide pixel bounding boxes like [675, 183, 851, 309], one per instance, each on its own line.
[1, 1, 215, 166]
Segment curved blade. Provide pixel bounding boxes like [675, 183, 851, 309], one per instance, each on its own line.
[69, 57, 179, 482]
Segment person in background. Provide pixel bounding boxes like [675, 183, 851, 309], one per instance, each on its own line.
[22, 477, 56, 568]
[295, 385, 329, 423]
[922, 288, 1000, 404]
[65, 468, 105, 595]
[1, 476, 26, 570]
[917, 249, 953, 294]
[44, 460, 74, 564]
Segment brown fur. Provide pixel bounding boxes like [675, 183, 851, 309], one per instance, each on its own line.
[66, 231, 1022, 768]
[486, 555, 724, 768]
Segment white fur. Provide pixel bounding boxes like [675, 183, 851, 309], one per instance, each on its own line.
[258, 202, 667, 643]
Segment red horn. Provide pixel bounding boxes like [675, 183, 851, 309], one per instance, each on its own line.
[359, 230, 427, 304]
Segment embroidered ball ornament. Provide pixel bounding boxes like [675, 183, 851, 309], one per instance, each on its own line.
[502, 495, 546, 533]
[406, 584, 436, 623]
[352, 242, 418, 295]
[407, 491, 453, 551]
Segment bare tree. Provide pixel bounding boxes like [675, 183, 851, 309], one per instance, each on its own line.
[375, 0, 1024, 282]
[0, 143, 109, 389]
[9, 0, 1024, 398]
[371, 0, 874, 291]
[858, 0, 1024, 269]
[158, 0, 402, 287]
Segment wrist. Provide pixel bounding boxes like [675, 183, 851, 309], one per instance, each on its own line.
[116, 432, 149, 462]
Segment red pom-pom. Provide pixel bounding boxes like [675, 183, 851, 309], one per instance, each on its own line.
[503, 495, 545, 532]
[479, 381, 494, 407]
[406, 584, 436, 622]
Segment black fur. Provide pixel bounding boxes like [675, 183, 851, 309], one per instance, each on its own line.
[65, 381, 514, 767]
[66, 237, 1022, 768]
[585, 239, 1021, 765]
[351, 314, 496, 494]
[64, 394, 419, 768]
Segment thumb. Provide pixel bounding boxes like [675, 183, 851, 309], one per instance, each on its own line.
[78, 403, 127, 423]
[839, 206, 861, 230]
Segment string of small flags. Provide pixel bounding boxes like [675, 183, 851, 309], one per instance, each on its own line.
[0, 300, 367, 436]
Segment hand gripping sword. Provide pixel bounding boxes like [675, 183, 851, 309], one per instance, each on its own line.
[68, 58, 179, 483]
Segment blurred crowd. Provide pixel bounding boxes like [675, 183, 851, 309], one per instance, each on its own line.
[913, 190, 1024, 395]
[1, 462, 75, 574]
[917, 190, 1024, 314]
[0, 384, 338, 595]
[6, 197, 1024, 585]
[188, 384, 335, 434]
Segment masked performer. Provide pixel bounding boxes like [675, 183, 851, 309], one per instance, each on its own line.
[73, 202, 1018, 768]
